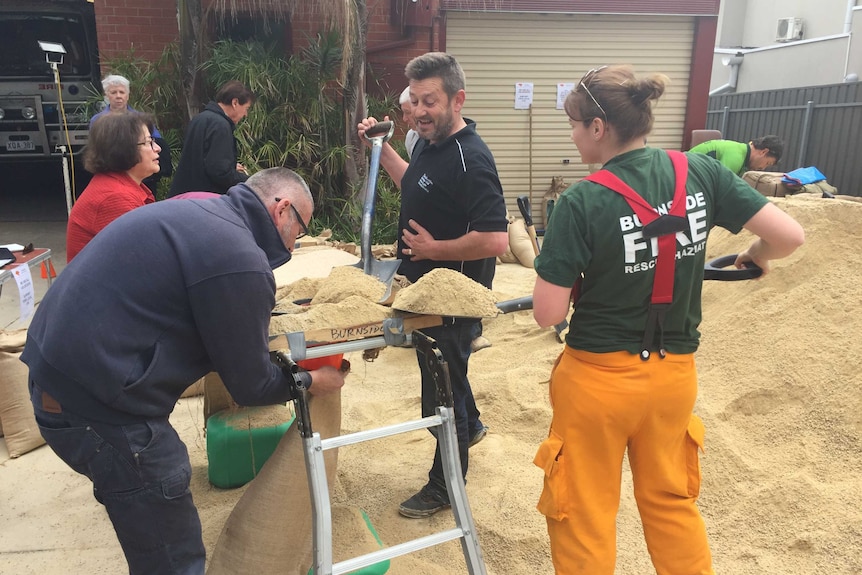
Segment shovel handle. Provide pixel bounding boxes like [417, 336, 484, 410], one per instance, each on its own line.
[364, 121, 394, 141]
[516, 195, 533, 227]
[496, 296, 534, 313]
[703, 254, 763, 281]
[517, 195, 540, 256]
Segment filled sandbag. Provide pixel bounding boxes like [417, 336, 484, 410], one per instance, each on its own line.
[0, 346, 45, 458]
[0, 329, 27, 352]
[800, 180, 839, 197]
[203, 372, 237, 422]
[508, 217, 536, 269]
[180, 376, 205, 398]
[742, 171, 798, 198]
[498, 215, 519, 264]
[498, 241, 519, 265]
[207, 390, 342, 575]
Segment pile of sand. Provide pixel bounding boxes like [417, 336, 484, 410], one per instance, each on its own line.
[311, 266, 388, 305]
[391, 268, 500, 318]
[3, 194, 860, 575]
[269, 295, 394, 335]
[326, 194, 862, 574]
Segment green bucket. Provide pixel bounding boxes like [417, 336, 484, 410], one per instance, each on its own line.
[206, 405, 294, 489]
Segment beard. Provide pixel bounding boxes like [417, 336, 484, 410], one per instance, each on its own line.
[417, 106, 456, 144]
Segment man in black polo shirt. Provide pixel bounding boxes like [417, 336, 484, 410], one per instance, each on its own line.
[359, 52, 509, 518]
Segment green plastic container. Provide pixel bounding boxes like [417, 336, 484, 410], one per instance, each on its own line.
[206, 405, 295, 489]
[307, 508, 390, 575]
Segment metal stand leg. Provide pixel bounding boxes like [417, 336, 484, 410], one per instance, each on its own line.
[275, 329, 487, 575]
[413, 331, 487, 575]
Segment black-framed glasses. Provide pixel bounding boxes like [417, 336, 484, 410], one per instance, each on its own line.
[578, 66, 608, 121]
[276, 197, 310, 239]
[137, 137, 156, 150]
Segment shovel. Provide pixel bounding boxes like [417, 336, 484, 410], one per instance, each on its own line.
[516, 195, 568, 342]
[352, 120, 401, 302]
[495, 254, 763, 330]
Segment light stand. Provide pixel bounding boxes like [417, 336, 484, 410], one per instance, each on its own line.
[37, 40, 75, 217]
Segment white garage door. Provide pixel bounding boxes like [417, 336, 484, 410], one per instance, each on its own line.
[446, 12, 695, 223]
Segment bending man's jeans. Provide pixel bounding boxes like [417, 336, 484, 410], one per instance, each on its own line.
[416, 319, 480, 499]
[30, 382, 205, 575]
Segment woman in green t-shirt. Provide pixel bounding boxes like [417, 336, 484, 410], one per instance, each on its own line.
[531, 64, 804, 575]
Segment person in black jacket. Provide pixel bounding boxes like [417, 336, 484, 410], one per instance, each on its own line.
[23, 167, 344, 574]
[168, 80, 254, 197]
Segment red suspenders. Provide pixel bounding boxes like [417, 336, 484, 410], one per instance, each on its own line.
[583, 151, 689, 360]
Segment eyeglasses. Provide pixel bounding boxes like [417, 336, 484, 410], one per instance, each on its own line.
[275, 197, 310, 239]
[137, 137, 156, 150]
[578, 66, 608, 121]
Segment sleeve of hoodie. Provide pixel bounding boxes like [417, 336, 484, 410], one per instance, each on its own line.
[187, 271, 296, 405]
[202, 118, 249, 191]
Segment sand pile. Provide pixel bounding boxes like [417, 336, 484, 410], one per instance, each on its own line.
[269, 295, 394, 335]
[392, 268, 500, 318]
[3, 194, 861, 575]
[328, 194, 862, 574]
[311, 266, 388, 305]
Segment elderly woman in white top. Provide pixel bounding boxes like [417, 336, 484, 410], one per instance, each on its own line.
[89, 74, 172, 192]
[399, 86, 420, 160]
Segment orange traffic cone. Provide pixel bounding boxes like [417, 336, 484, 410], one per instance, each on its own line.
[40, 261, 57, 279]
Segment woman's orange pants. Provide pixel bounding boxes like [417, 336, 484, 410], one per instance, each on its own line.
[533, 347, 715, 575]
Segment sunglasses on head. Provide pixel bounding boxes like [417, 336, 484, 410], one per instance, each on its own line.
[578, 65, 608, 121]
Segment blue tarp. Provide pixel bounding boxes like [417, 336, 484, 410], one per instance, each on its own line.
[782, 167, 826, 186]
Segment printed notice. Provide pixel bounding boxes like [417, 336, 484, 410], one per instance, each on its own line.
[514, 82, 534, 109]
[556, 82, 575, 110]
[12, 263, 35, 322]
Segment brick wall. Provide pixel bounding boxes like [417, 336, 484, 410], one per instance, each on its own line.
[93, 0, 178, 65]
[365, 0, 441, 96]
[93, 0, 440, 94]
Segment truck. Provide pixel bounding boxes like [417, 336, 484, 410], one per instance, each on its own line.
[0, 0, 100, 161]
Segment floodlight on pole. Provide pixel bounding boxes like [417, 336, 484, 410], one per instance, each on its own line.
[38, 40, 76, 216]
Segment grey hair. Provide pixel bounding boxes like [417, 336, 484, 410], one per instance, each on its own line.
[246, 167, 313, 208]
[405, 52, 466, 98]
[399, 86, 411, 105]
[102, 74, 130, 92]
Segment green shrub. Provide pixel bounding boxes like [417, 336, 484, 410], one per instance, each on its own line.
[100, 36, 405, 243]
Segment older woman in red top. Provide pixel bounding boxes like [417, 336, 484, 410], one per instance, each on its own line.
[66, 113, 161, 262]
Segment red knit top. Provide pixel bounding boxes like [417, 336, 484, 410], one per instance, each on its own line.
[66, 172, 155, 262]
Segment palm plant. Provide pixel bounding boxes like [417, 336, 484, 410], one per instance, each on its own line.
[202, 37, 353, 225]
[101, 31, 403, 243]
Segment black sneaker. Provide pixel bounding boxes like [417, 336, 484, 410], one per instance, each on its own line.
[469, 425, 489, 448]
[399, 485, 450, 518]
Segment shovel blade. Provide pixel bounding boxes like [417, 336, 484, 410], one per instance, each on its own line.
[351, 258, 402, 303]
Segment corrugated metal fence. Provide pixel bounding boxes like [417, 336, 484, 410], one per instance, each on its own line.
[705, 81, 862, 196]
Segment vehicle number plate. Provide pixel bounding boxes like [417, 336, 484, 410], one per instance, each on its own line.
[5, 141, 35, 152]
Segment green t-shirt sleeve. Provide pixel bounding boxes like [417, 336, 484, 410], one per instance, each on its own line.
[534, 183, 592, 288]
[691, 153, 769, 232]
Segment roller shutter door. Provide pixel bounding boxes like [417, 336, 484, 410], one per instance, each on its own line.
[446, 12, 695, 221]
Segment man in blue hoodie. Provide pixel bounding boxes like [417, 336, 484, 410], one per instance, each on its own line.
[22, 167, 345, 574]
[167, 80, 254, 197]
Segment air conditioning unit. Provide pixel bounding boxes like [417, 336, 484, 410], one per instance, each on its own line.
[776, 17, 804, 42]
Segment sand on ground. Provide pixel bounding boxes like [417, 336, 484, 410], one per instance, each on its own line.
[0, 194, 860, 574]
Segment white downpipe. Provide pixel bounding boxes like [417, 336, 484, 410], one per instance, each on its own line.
[843, 0, 856, 79]
[710, 54, 743, 96]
